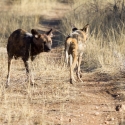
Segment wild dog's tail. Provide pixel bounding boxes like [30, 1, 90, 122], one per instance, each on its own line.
[64, 36, 72, 65]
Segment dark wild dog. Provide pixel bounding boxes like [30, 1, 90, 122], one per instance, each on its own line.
[65, 24, 89, 84]
[6, 28, 53, 87]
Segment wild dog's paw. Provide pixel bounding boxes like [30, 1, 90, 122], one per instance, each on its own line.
[70, 78, 73, 84]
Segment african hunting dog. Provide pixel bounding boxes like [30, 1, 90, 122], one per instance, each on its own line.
[65, 24, 89, 84]
[6, 28, 53, 87]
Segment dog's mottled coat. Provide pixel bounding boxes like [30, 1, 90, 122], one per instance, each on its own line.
[65, 24, 89, 84]
[6, 28, 53, 87]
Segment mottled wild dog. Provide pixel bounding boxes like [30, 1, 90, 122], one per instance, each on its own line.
[6, 28, 53, 87]
[65, 24, 89, 84]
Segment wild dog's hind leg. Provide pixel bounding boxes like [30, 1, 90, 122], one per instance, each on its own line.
[70, 51, 78, 84]
[64, 49, 69, 66]
[64, 38, 72, 65]
[76, 53, 83, 82]
[70, 39, 78, 84]
[6, 56, 12, 87]
[69, 54, 72, 67]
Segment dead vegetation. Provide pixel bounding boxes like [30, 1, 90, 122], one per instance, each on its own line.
[0, 0, 125, 125]
[60, 0, 125, 73]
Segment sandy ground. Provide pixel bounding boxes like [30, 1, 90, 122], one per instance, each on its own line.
[0, 1, 125, 125]
[0, 47, 125, 125]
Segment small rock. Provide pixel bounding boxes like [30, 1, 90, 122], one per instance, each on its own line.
[104, 121, 109, 124]
[108, 117, 114, 121]
[117, 94, 119, 97]
[121, 104, 125, 111]
[69, 119, 71, 122]
[115, 104, 122, 111]
[95, 106, 99, 109]
[94, 112, 99, 116]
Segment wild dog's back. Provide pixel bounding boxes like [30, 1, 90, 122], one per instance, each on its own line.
[7, 29, 31, 59]
[70, 24, 89, 53]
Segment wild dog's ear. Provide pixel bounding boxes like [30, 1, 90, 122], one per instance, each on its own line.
[46, 29, 53, 37]
[31, 29, 40, 39]
[71, 24, 78, 32]
[72, 27, 78, 32]
[82, 24, 89, 33]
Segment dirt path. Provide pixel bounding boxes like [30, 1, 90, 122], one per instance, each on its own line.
[0, 1, 125, 125]
[35, 3, 125, 124]
[32, 70, 125, 125]
[1, 59, 125, 125]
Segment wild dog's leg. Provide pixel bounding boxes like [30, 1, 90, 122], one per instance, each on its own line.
[64, 37, 72, 65]
[23, 59, 34, 85]
[30, 61, 35, 85]
[6, 56, 12, 87]
[23, 59, 29, 80]
[69, 54, 72, 67]
[23, 59, 30, 82]
[77, 53, 83, 82]
[65, 49, 69, 65]
[70, 39, 78, 84]
[23, 60, 29, 74]
[70, 51, 78, 84]
[64, 39, 69, 65]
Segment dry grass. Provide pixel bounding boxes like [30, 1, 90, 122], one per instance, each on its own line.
[0, 50, 125, 124]
[60, 0, 125, 73]
[0, 48, 71, 124]
[0, 0, 59, 46]
[0, 1, 70, 124]
[0, 0, 125, 124]
[1, 0, 58, 14]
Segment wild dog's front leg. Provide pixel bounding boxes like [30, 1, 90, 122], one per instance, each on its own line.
[70, 52, 78, 84]
[6, 56, 12, 87]
[76, 53, 83, 82]
[23, 60, 34, 85]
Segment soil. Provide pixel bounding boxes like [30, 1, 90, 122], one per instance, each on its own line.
[0, 1, 125, 125]
[41, 71, 125, 125]
[37, 2, 125, 124]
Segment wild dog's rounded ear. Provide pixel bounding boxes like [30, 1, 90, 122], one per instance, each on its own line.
[71, 24, 78, 32]
[31, 29, 38, 35]
[82, 24, 89, 33]
[72, 27, 78, 32]
[31, 29, 40, 39]
[46, 29, 53, 37]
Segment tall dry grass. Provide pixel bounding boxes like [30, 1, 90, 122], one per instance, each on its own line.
[4, 0, 58, 14]
[0, 0, 125, 124]
[0, 50, 70, 124]
[0, 1, 69, 124]
[60, 0, 125, 72]
[0, 0, 58, 46]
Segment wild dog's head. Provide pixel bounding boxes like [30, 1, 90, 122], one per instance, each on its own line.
[31, 29, 53, 52]
[71, 24, 89, 33]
